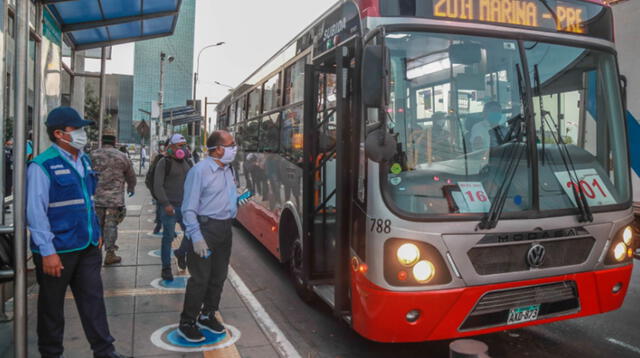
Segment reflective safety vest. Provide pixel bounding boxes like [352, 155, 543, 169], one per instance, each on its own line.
[30, 146, 101, 253]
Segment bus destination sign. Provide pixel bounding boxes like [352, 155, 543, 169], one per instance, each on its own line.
[432, 0, 590, 34]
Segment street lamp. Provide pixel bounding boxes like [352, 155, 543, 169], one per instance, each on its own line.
[153, 52, 174, 159]
[193, 42, 225, 101]
[193, 42, 225, 149]
[214, 81, 234, 90]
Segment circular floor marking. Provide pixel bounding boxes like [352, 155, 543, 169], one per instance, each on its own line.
[146, 231, 182, 238]
[150, 323, 241, 352]
[150, 275, 189, 290]
[147, 249, 177, 258]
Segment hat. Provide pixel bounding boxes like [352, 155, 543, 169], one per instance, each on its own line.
[169, 134, 187, 145]
[46, 107, 94, 128]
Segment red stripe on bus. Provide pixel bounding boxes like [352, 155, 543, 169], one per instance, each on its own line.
[350, 264, 632, 342]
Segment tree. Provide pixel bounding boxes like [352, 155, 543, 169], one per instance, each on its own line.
[85, 85, 100, 143]
[84, 84, 113, 144]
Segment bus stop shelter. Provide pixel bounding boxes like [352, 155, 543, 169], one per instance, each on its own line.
[10, 1, 183, 357]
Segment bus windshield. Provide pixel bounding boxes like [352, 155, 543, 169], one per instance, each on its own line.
[377, 31, 630, 218]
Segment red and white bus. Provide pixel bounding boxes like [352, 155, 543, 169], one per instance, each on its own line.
[216, 0, 636, 342]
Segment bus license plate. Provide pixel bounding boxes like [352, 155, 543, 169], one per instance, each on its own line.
[507, 304, 540, 325]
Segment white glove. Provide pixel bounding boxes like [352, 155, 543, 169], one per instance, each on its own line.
[193, 239, 210, 258]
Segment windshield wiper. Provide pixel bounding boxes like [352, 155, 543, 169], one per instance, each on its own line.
[478, 64, 529, 230]
[533, 65, 593, 222]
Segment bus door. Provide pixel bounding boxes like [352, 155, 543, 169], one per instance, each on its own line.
[303, 40, 357, 315]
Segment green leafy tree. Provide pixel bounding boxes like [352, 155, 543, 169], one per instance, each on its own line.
[84, 84, 114, 145]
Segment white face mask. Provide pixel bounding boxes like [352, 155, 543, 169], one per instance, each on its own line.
[219, 145, 237, 164]
[62, 129, 88, 150]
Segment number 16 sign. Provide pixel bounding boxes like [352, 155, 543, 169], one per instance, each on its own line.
[458, 182, 492, 213]
[554, 168, 616, 207]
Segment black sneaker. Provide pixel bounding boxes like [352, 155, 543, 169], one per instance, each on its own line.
[175, 249, 187, 270]
[161, 267, 173, 281]
[177, 322, 205, 343]
[197, 312, 225, 333]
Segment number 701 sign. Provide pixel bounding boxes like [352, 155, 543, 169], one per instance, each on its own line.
[553, 169, 616, 207]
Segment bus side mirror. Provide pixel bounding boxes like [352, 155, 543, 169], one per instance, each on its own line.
[620, 75, 628, 110]
[363, 45, 384, 108]
[365, 124, 397, 163]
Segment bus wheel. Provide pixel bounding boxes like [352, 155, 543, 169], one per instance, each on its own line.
[289, 237, 315, 303]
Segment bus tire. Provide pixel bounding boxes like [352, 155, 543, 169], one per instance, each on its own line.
[289, 237, 315, 303]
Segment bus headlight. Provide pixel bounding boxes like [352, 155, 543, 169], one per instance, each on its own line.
[397, 243, 420, 266]
[412, 260, 436, 283]
[622, 226, 633, 246]
[613, 242, 627, 262]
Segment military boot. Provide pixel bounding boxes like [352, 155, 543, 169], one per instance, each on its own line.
[104, 250, 122, 265]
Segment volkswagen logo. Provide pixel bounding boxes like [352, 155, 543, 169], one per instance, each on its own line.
[527, 244, 546, 268]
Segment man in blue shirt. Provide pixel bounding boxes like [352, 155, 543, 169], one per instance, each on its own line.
[27, 107, 127, 358]
[177, 130, 238, 342]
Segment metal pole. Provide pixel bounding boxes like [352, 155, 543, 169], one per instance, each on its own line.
[158, 53, 165, 143]
[97, 47, 107, 148]
[203, 97, 208, 148]
[192, 72, 197, 105]
[13, 0, 29, 356]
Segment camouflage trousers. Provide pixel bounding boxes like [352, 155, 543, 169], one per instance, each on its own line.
[96, 206, 126, 252]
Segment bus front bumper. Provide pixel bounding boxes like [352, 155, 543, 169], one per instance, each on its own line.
[350, 264, 633, 342]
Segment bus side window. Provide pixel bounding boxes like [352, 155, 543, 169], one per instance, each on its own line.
[238, 96, 247, 122]
[259, 113, 280, 152]
[263, 74, 281, 112]
[248, 88, 262, 119]
[229, 101, 237, 126]
[245, 119, 260, 152]
[281, 104, 304, 164]
[284, 56, 307, 105]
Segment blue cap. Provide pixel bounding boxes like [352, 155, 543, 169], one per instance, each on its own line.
[46, 107, 94, 128]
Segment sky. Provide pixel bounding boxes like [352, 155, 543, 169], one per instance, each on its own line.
[86, 0, 338, 124]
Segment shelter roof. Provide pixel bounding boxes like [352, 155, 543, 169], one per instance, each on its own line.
[45, 0, 182, 50]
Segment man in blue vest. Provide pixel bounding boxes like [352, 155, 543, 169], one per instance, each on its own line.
[26, 107, 127, 358]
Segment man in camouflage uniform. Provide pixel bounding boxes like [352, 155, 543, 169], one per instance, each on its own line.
[90, 131, 137, 265]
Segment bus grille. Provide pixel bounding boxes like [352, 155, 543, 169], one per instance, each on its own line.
[468, 237, 595, 275]
[460, 281, 579, 331]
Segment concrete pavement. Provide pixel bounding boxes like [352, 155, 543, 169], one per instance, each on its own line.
[0, 176, 290, 358]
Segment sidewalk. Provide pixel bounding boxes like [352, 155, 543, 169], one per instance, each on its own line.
[0, 177, 282, 358]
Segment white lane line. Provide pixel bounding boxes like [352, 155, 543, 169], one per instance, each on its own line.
[607, 338, 640, 355]
[228, 266, 301, 358]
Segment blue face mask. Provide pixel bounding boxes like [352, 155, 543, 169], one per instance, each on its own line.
[487, 112, 505, 126]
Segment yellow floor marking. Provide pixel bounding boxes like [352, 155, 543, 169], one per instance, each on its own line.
[28, 287, 184, 300]
[203, 312, 242, 358]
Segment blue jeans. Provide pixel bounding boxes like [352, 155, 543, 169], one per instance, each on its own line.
[160, 204, 190, 268]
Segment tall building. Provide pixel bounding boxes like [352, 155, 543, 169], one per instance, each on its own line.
[132, 0, 195, 133]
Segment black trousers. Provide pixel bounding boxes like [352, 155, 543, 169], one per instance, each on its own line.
[33, 245, 115, 358]
[180, 218, 232, 323]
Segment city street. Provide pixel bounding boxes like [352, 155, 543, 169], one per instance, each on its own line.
[229, 226, 640, 358]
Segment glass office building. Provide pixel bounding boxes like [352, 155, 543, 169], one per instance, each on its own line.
[132, 0, 195, 137]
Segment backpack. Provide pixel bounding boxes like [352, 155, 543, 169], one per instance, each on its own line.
[145, 155, 194, 200]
